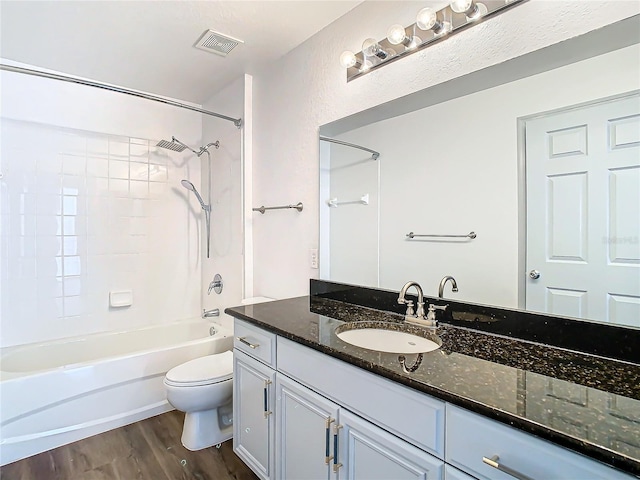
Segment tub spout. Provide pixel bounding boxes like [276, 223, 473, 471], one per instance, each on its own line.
[202, 308, 220, 318]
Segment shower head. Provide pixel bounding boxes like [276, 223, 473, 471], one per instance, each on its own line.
[181, 179, 208, 211]
[157, 138, 186, 152]
[157, 137, 199, 155]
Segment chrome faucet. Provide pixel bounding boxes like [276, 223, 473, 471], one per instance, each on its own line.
[202, 308, 220, 318]
[438, 276, 458, 298]
[397, 281, 426, 320]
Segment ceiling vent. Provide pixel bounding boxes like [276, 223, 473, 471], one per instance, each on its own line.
[194, 30, 244, 57]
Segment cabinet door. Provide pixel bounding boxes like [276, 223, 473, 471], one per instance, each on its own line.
[276, 375, 340, 480]
[338, 410, 444, 480]
[444, 465, 478, 480]
[233, 349, 276, 480]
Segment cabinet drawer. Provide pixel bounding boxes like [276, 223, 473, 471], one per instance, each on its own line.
[277, 337, 445, 459]
[445, 405, 633, 480]
[234, 319, 276, 367]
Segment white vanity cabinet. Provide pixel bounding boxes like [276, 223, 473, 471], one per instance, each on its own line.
[276, 374, 444, 480]
[276, 374, 339, 479]
[233, 320, 277, 480]
[338, 409, 444, 479]
[446, 404, 634, 480]
[232, 319, 634, 480]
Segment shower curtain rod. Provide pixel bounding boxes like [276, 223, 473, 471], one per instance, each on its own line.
[0, 64, 243, 128]
[319, 135, 379, 160]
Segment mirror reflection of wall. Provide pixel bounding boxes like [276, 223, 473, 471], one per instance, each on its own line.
[320, 43, 640, 325]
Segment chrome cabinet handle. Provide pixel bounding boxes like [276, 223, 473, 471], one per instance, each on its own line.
[237, 336, 259, 349]
[325, 418, 335, 464]
[263, 380, 272, 418]
[482, 455, 534, 480]
[333, 424, 343, 473]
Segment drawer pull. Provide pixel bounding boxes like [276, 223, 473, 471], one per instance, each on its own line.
[325, 418, 335, 464]
[237, 336, 259, 349]
[482, 455, 534, 480]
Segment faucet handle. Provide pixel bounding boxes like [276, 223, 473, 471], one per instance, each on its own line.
[424, 303, 448, 327]
[403, 300, 415, 317]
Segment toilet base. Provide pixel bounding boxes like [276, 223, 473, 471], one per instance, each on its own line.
[181, 404, 233, 451]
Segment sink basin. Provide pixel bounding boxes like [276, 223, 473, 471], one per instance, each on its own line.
[335, 321, 441, 354]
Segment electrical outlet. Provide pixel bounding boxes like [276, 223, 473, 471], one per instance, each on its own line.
[310, 248, 319, 269]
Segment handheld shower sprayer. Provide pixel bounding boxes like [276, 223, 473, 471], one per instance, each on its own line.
[180, 179, 211, 259]
[180, 180, 209, 212]
[156, 136, 219, 260]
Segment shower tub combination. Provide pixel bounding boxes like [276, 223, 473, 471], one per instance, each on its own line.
[0, 320, 232, 466]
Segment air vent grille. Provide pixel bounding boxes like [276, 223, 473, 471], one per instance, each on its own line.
[194, 30, 243, 57]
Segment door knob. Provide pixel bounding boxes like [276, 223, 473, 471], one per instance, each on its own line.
[529, 270, 541, 279]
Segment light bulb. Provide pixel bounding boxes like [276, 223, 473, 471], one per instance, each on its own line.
[362, 38, 380, 56]
[450, 0, 473, 13]
[416, 7, 438, 30]
[340, 50, 358, 69]
[386, 24, 407, 45]
[450, 0, 483, 19]
[362, 38, 388, 60]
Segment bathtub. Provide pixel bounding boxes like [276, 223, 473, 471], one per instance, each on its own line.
[0, 320, 233, 466]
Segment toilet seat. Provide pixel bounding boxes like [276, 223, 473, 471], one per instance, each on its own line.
[165, 351, 233, 387]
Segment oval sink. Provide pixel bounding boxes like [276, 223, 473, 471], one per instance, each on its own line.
[335, 321, 441, 354]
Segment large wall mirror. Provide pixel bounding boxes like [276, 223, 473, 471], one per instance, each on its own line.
[319, 17, 640, 328]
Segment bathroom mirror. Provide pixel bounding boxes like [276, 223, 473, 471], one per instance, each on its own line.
[319, 17, 640, 327]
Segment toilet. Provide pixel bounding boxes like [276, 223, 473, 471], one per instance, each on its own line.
[163, 350, 234, 451]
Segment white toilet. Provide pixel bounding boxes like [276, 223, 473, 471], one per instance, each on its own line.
[164, 350, 234, 451]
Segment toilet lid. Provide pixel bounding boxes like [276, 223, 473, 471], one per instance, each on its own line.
[165, 351, 233, 386]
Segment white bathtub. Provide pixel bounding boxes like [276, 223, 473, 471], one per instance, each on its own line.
[0, 320, 233, 466]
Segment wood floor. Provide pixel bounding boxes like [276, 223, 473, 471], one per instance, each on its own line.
[0, 410, 259, 480]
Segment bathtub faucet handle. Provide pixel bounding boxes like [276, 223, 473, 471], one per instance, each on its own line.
[208, 274, 224, 295]
[202, 308, 220, 318]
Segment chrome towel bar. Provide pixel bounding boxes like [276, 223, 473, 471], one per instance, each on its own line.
[253, 202, 303, 214]
[406, 231, 477, 239]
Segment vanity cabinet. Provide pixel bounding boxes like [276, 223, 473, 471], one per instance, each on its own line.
[338, 409, 444, 479]
[232, 319, 634, 480]
[446, 404, 633, 480]
[276, 374, 338, 479]
[233, 320, 277, 480]
[276, 374, 444, 480]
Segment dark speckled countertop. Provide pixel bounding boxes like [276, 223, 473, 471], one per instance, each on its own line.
[226, 295, 640, 477]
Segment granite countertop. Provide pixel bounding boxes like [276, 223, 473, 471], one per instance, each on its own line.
[226, 296, 640, 476]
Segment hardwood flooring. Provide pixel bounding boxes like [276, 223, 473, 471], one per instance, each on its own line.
[0, 410, 259, 480]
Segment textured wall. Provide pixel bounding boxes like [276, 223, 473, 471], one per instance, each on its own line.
[251, 1, 640, 299]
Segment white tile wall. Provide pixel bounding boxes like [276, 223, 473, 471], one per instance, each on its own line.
[0, 119, 203, 348]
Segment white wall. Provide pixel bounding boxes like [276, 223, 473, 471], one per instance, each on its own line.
[0, 66, 203, 348]
[251, 1, 640, 299]
[326, 45, 640, 307]
[201, 75, 246, 328]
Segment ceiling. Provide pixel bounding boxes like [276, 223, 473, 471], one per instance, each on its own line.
[0, 1, 361, 104]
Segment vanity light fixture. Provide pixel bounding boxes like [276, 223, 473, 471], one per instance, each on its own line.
[386, 25, 420, 50]
[362, 38, 391, 60]
[339, 50, 361, 69]
[341, 0, 527, 82]
[450, 0, 485, 20]
[416, 7, 449, 35]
